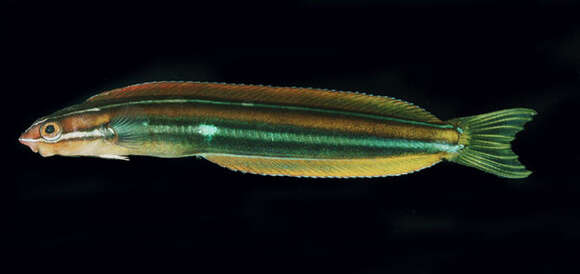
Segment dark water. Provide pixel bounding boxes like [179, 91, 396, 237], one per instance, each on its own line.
[6, 1, 580, 273]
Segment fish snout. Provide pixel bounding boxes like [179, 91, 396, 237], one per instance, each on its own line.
[19, 131, 39, 153]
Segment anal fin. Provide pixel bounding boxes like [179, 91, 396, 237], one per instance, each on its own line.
[202, 153, 444, 178]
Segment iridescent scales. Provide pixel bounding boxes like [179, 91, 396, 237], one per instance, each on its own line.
[19, 81, 535, 178]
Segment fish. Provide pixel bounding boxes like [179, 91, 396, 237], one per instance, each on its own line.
[19, 81, 536, 178]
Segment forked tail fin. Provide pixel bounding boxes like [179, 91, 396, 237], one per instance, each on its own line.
[446, 108, 536, 179]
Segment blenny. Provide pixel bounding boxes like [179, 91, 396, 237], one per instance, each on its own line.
[19, 82, 536, 178]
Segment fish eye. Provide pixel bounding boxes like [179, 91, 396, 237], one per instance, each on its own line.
[45, 125, 55, 134]
[40, 122, 62, 141]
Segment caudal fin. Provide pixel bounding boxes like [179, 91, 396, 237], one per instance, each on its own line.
[446, 108, 536, 179]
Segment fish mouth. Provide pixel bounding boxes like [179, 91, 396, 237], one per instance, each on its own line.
[19, 135, 39, 153]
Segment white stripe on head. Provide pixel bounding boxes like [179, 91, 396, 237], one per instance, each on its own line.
[59, 128, 106, 141]
[20, 128, 107, 144]
[19, 138, 42, 143]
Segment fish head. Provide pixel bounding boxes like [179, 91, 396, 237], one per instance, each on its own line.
[19, 111, 128, 158]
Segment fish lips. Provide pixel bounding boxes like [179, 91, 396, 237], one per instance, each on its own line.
[19, 129, 40, 153]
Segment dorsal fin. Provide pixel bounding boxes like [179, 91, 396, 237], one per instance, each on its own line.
[87, 81, 442, 123]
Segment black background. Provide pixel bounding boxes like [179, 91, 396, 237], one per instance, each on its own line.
[5, 1, 580, 273]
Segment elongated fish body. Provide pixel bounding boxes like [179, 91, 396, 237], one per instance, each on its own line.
[19, 82, 536, 178]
